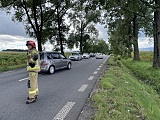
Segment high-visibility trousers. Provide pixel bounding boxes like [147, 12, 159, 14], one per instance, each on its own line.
[28, 72, 39, 98]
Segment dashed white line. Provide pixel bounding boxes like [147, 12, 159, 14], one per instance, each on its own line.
[18, 77, 29, 81]
[78, 84, 88, 92]
[88, 76, 94, 80]
[96, 68, 100, 71]
[53, 102, 75, 120]
[99, 66, 102, 68]
[93, 71, 98, 74]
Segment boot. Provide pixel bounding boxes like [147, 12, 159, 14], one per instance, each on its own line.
[26, 98, 36, 104]
[27, 95, 38, 100]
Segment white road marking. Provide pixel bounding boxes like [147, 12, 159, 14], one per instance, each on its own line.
[18, 77, 29, 81]
[96, 68, 100, 71]
[88, 76, 94, 80]
[78, 84, 88, 92]
[99, 66, 102, 68]
[93, 71, 97, 74]
[53, 102, 75, 120]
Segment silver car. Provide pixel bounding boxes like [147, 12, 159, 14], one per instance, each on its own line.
[82, 53, 90, 59]
[96, 53, 103, 59]
[69, 52, 82, 61]
[40, 51, 72, 74]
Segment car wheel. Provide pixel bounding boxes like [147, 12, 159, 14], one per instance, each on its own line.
[48, 66, 55, 74]
[67, 63, 71, 69]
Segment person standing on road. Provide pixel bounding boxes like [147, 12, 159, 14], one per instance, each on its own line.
[26, 40, 40, 104]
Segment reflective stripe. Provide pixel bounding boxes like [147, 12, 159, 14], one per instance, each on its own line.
[27, 65, 40, 71]
[29, 88, 38, 94]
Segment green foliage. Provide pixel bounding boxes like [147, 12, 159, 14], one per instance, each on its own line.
[67, 33, 80, 49]
[68, 0, 101, 53]
[0, 0, 74, 52]
[96, 39, 109, 54]
[82, 38, 109, 54]
[100, 0, 153, 60]
[112, 55, 121, 61]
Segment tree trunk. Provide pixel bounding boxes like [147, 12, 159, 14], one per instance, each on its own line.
[57, 8, 64, 55]
[128, 21, 132, 58]
[133, 14, 140, 61]
[153, 0, 160, 68]
[80, 22, 83, 54]
[37, 39, 42, 52]
[58, 21, 64, 55]
[36, 31, 42, 51]
[33, 0, 42, 52]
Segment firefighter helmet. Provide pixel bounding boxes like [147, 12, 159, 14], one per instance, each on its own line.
[26, 40, 36, 48]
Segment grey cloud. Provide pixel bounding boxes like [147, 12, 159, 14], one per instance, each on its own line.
[0, 10, 27, 37]
[0, 38, 14, 42]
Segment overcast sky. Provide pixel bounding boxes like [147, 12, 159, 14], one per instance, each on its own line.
[0, 10, 153, 51]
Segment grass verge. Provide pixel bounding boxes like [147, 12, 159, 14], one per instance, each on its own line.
[92, 56, 160, 120]
[121, 58, 160, 94]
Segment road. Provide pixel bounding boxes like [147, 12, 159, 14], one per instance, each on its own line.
[0, 55, 109, 120]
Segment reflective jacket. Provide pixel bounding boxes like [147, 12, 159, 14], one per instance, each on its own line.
[27, 48, 40, 72]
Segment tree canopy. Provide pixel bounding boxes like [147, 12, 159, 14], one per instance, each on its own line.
[1, 0, 160, 68]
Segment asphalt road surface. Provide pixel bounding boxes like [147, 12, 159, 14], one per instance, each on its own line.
[0, 55, 109, 120]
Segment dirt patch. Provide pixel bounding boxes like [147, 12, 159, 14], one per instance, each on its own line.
[77, 98, 96, 120]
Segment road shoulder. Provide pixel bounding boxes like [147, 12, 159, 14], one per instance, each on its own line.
[77, 58, 109, 120]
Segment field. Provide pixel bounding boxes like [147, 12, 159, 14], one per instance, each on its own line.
[0, 52, 27, 72]
[139, 51, 153, 62]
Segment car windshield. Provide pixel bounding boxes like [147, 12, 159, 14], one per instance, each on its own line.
[97, 53, 102, 55]
[72, 53, 79, 55]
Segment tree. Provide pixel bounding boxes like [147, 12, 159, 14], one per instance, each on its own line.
[0, 0, 58, 51]
[68, 0, 100, 53]
[97, 0, 152, 60]
[137, 0, 160, 68]
[153, 0, 160, 68]
[49, 0, 73, 54]
[96, 39, 109, 54]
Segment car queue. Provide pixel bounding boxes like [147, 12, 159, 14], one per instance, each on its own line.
[39, 51, 104, 74]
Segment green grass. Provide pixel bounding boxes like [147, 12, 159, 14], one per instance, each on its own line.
[92, 56, 160, 120]
[121, 59, 160, 93]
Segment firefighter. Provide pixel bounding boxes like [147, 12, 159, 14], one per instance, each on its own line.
[26, 40, 40, 104]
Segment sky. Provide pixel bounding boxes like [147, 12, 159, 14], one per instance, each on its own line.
[0, 10, 153, 51]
